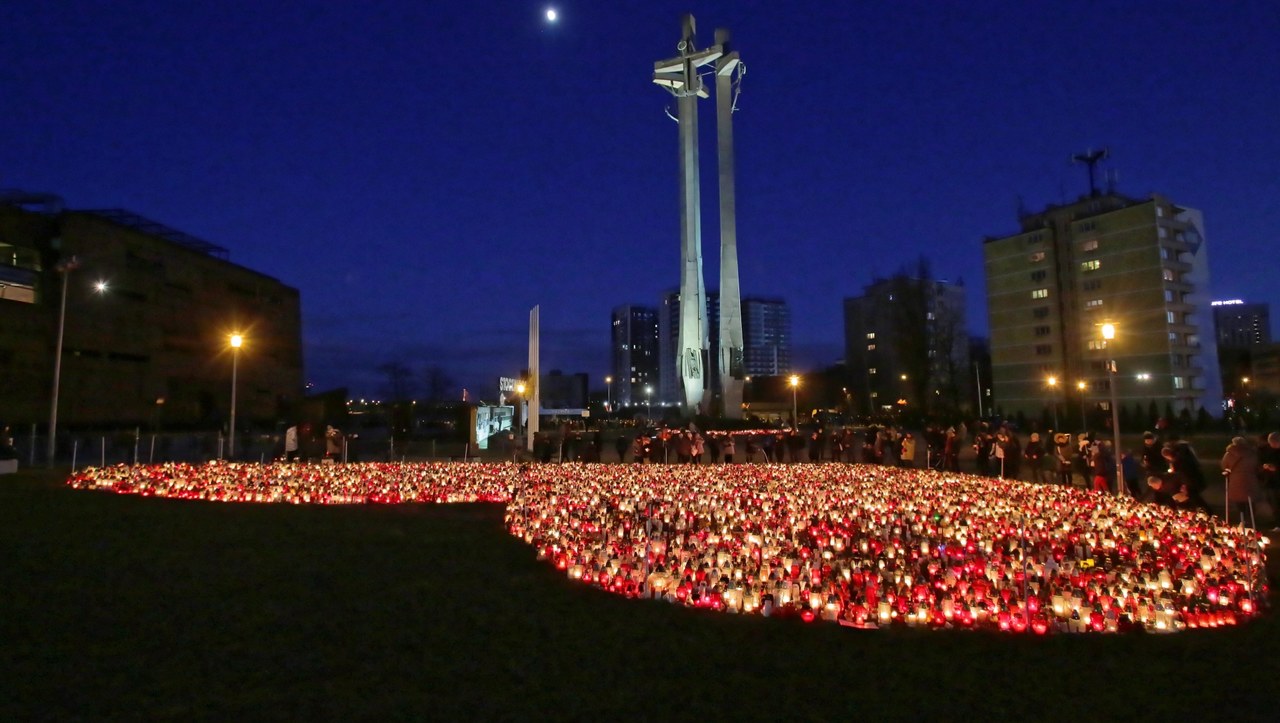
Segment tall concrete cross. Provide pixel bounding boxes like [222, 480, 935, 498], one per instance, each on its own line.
[653, 14, 745, 416]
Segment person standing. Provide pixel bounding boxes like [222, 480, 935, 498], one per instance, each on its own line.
[1221, 436, 1260, 527]
[723, 435, 736, 464]
[1024, 433, 1048, 484]
[1258, 432, 1280, 528]
[1053, 433, 1074, 486]
[1091, 440, 1116, 493]
[615, 433, 630, 463]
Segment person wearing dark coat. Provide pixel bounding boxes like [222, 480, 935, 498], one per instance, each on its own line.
[1162, 443, 1211, 513]
[1140, 432, 1168, 478]
[1024, 433, 1049, 484]
[1053, 433, 1074, 486]
[1258, 432, 1280, 528]
[615, 434, 630, 463]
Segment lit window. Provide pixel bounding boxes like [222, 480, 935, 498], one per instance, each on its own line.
[1031, 289, 1049, 299]
[1080, 260, 1101, 271]
[1167, 311, 1176, 324]
[1159, 226, 1168, 239]
[867, 344, 876, 351]
[1085, 299, 1103, 309]
[1163, 269, 1176, 282]
[1164, 290, 1175, 302]
[1029, 251, 1045, 263]
[1081, 240, 1099, 252]
[869, 368, 877, 375]
[1173, 376, 1185, 390]
[866, 332, 875, 339]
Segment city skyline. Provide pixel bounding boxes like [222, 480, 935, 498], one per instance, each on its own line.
[5, 1, 1278, 397]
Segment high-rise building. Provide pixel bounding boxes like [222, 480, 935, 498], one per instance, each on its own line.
[610, 305, 659, 408]
[1212, 300, 1271, 349]
[983, 191, 1222, 422]
[843, 278, 968, 415]
[741, 297, 791, 378]
[659, 290, 790, 408]
[1212, 299, 1271, 396]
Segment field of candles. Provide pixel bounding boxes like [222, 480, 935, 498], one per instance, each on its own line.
[67, 461, 1268, 634]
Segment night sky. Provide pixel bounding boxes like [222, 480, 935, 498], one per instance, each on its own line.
[5, 1, 1278, 399]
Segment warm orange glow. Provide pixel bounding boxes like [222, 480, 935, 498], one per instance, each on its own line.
[788, 375, 800, 388]
[229, 333, 244, 349]
[1047, 376, 1057, 387]
[1101, 323, 1116, 340]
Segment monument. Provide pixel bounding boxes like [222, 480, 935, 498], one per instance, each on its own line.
[653, 14, 746, 417]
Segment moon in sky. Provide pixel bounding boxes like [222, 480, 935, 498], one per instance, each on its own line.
[545, 8, 557, 23]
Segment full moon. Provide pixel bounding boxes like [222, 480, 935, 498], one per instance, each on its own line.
[545, 8, 557, 22]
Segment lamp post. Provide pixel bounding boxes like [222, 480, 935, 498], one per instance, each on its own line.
[1076, 380, 1088, 430]
[228, 333, 243, 459]
[1046, 376, 1060, 431]
[645, 385, 653, 417]
[1101, 323, 1123, 495]
[789, 374, 800, 427]
[46, 258, 103, 464]
[605, 375, 613, 413]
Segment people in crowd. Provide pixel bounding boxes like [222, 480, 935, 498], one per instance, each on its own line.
[1221, 436, 1259, 528]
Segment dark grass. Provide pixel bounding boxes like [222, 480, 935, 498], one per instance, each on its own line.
[3, 470, 1279, 721]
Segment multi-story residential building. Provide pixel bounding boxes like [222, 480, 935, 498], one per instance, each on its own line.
[609, 304, 659, 408]
[983, 191, 1222, 423]
[843, 277, 968, 416]
[0, 194, 303, 433]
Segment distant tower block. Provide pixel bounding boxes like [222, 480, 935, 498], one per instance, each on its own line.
[654, 14, 721, 414]
[714, 27, 745, 419]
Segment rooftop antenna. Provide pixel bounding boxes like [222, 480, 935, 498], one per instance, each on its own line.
[1072, 147, 1110, 197]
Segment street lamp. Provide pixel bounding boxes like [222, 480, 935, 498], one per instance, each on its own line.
[228, 333, 244, 459]
[1101, 323, 1123, 496]
[1046, 375, 1060, 431]
[1076, 380, 1088, 429]
[605, 375, 613, 413]
[645, 385, 653, 417]
[789, 374, 800, 426]
[47, 257, 107, 465]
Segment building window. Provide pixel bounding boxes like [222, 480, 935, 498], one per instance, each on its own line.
[1081, 239, 1099, 252]
[1034, 344, 1052, 356]
[1167, 311, 1177, 324]
[1077, 221, 1097, 232]
[866, 332, 875, 339]
[1159, 226, 1169, 239]
[1169, 332, 1180, 344]
[1164, 289, 1175, 302]
[1085, 299, 1103, 309]
[1033, 307, 1050, 319]
[869, 368, 877, 375]
[1087, 340, 1109, 350]
[1156, 206, 1164, 218]
[1031, 288, 1049, 299]
[1029, 251, 1045, 263]
[1163, 268, 1177, 282]
[1080, 260, 1101, 272]
[1082, 280, 1102, 291]
[867, 344, 876, 351]
[1030, 270, 1047, 282]
[1034, 325, 1050, 336]
[1173, 376, 1186, 390]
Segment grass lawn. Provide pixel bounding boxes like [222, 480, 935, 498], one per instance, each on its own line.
[3, 468, 1278, 720]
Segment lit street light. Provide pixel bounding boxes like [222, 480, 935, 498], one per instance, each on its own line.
[605, 375, 613, 413]
[645, 385, 653, 417]
[228, 333, 244, 459]
[1046, 375, 1060, 431]
[789, 374, 800, 426]
[1076, 380, 1088, 429]
[1101, 322, 1123, 496]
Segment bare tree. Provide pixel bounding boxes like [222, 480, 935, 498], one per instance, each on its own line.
[421, 365, 454, 404]
[378, 361, 416, 402]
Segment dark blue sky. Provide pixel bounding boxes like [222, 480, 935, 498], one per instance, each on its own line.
[4, 1, 1278, 398]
